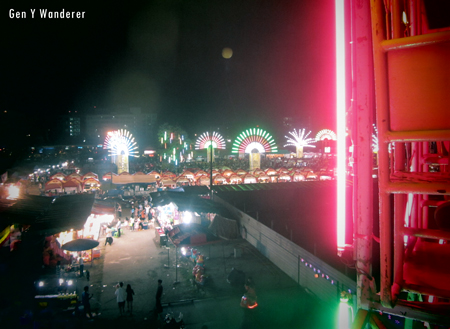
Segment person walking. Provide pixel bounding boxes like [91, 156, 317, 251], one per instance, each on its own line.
[117, 203, 122, 218]
[79, 255, 84, 277]
[155, 279, 163, 317]
[126, 284, 135, 315]
[115, 282, 127, 316]
[81, 286, 93, 319]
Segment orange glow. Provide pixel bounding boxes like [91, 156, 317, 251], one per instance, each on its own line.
[6, 185, 20, 200]
[248, 302, 258, 309]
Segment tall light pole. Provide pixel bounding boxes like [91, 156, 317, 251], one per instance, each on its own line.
[209, 129, 213, 199]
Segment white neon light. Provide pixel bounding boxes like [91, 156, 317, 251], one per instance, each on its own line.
[338, 300, 351, 329]
[244, 142, 265, 154]
[336, 0, 346, 254]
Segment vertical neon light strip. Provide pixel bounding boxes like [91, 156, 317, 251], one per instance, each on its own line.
[336, 0, 346, 254]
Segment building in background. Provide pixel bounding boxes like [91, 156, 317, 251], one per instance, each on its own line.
[56, 107, 157, 150]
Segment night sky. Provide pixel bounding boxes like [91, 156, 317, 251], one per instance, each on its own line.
[2, 0, 336, 144]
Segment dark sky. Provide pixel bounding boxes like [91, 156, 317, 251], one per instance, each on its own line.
[2, 0, 336, 143]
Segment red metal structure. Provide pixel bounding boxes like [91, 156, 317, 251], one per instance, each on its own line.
[346, 0, 450, 327]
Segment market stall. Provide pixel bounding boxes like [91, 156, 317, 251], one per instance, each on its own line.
[242, 174, 257, 184]
[154, 226, 167, 247]
[228, 175, 242, 184]
[160, 178, 177, 189]
[82, 172, 98, 180]
[292, 173, 306, 182]
[256, 174, 270, 183]
[213, 174, 227, 185]
[66, 173, 83, 181]
[196, 176, 210, 186]
[50, 172, 66, 181]
[82, 177, 101, 192]
[44, 179, 64, 193]
[102, 172, 117, 181]
[176, 176, 190, 186]
[63, 178, 82, 194]
[61, 238, 100, 263]
[221, 169, 235, 178]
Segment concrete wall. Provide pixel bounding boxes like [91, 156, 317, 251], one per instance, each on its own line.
[215, 195, 356, 307]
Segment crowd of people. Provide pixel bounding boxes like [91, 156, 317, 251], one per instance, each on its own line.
[102, 195, 154, 247]
[121, 154, 336, 177]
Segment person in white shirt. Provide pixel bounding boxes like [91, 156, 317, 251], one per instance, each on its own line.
[145, 204, 150, 219]
[129, 217, 135, 231]
[115, 282, 127, 316]
[116, 220, 122, 237]
[105, 228, 113, 246]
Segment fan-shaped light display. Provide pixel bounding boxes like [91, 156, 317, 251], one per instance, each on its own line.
[315, 129, 337, 141]
[104, 129, 139, 157]
[232, 128, 277, 154]
[284, 129, 317, 149]
[195, 132, 226, 150]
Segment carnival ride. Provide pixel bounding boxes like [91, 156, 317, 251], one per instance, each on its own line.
[340, 0, 450, 327]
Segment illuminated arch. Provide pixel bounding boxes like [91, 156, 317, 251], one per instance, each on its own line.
[195, 132, 226, 150]
[315, 129, 337, 141]
[232, 128, 277, 154]
[104, 129, 139, 157]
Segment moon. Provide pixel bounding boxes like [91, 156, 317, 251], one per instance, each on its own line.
[222, 47, 233, 59]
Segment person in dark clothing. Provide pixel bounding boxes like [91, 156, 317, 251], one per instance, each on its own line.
[81, 286, 93, 319]
[117, 204, 122, 218]
[79, 255, 84, 277]
[126, 284, 135, 315]
[156, 279, 163, 315]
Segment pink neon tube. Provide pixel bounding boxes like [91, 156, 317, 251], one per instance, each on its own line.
[335, 0, 346, 253]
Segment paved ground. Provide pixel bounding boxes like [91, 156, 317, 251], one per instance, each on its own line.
[69, 205, 335, 329]
[7, 198, 334, 328]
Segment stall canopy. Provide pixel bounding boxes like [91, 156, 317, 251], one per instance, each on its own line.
[61, 238, 99, 251]
[150, 191, 235, 219]
[112, 174, 157, 185]
[167, 223, 221, 246]
[0, 194, 96, 236]
[45, 179, 63, 191]
[208, 215, 240, 240]
[91, 201, 115, 215]
[63, 178, 82, 192]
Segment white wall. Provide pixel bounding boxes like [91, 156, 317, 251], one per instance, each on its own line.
[215, 195, 356, 307]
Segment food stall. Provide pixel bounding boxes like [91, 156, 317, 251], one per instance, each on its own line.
[154, 226, 167, 247]
[34, 276, 78, 312]
[82, 177, 101, 192]
[44, 179, 64, 193]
